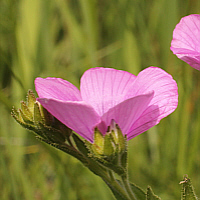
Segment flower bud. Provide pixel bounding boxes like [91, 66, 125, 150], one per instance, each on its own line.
[12, 90, 72, 144]
[85, 120, 128, 175]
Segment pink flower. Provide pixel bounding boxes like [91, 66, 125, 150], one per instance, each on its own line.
[171, 14, 200, 70]
[35, 67, 178, 142]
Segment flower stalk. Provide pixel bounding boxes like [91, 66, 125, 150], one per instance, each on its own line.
[121, 175, 137, 200]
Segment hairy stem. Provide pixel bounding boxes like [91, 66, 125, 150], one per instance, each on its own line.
[121, 175, 137, 200]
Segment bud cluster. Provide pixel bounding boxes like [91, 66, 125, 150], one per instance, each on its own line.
[86, 120, 128, 175]
[11, 90, 72, 144]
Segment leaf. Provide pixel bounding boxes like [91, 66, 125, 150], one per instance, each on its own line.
[146, 186, 161, 200]
[110, 180, 146, 200]
[180, 175, 198, 200]
[129, 182, 146, 200]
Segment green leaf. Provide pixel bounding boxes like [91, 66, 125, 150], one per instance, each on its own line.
[108, 180, 146, 200]
[146, 186, 161, 200]
[180, 175, 198, 200]
[129, 182, 146, 200]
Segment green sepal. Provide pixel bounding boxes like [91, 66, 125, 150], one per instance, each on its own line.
[93, 128, 104, 154]
[39, 106, 54, 126]
[11, 107, 23, 123]
[72, 134, 90, 157]
[121, 149, 128, 169]
[84, 139, 94, 152]
[33, 102, 44, 124]
[180, 175, 198, 200]
[49, 117, 73, 140]
[115, 124, 126, 151]
[11, 108, 36, 131]
[110, 129, 118, 145]
[84, 140, 125, 175]
[20, 101, 33, 120]
[103, 133, 115, 156]
[37, 122, 66, 143]
[12, 104, 66, 144]
[146, 186, 161, 200]
[19, 108, 34, 125]
[85, 140, 102, 157]
[30, 127, 48, 140]
[27, 90, 36, 113]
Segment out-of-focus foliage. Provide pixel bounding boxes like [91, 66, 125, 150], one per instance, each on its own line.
[0, 0, 200, 199]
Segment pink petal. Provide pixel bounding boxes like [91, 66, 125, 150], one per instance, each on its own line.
[35, 77, 81, 101]
[98, 92, 154, 136]
[171, 14, 200, 70]
[127, 103, 175, 140]
[125, 67, 178, 139]
[37, 98, 100, 142]
[175, 54, 200, 71]
[80, 67, 136, 116]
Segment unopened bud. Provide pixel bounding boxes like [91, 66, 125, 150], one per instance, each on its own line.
[85, 120, 128, 175]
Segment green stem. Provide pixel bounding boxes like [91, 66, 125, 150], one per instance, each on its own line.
[102, 175, 131, 200]
[121, 175, 137, 200]
[67, 134, 135, 200]
[87, 162, 131, 200]
[108, 170, 116, 182]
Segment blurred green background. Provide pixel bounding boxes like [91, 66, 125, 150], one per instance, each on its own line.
[1, 0, 200, 199]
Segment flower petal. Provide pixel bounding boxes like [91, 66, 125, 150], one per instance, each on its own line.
[127, 104, 171, 140]
[125, 67, 178, 139]
[37, 98, 100, 142]
[80, 67, 136, 116]
[35, 77, 81, 101]
[176, 55, 200, 71]
[171, 14, 200, 70]
[98, 92, 154, 136]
